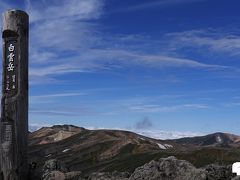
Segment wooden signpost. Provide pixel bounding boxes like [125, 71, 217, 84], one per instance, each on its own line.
[0, 10, 29, 180]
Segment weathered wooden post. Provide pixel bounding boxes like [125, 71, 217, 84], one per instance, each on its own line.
[0, 10, 29, 180]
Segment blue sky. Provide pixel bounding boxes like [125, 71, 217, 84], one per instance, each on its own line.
[1, 0, 240, 137]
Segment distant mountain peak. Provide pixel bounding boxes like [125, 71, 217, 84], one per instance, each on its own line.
[51, 124, 85, 131]
[173, 132, 240, 147]
[29, 124, 86, 145]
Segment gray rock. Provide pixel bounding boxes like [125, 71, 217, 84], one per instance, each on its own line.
[39, 157, 240, 180]
[204, 164, 235, 180]
[42, 159, 69, 180]
[129, 156, 206, 180]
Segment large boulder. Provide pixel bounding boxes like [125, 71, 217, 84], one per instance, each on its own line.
[204, 164, 239, 180]
[129, 156, 206, 180]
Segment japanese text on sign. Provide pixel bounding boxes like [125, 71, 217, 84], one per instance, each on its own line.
[5, 41, 17, 96]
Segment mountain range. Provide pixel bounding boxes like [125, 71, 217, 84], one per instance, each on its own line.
[28, 125, 240, 177]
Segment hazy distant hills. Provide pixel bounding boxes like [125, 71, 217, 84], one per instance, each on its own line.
[28, 125, 240, 176]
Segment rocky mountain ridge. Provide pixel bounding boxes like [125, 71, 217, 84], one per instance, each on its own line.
[28, 125, 240, 179]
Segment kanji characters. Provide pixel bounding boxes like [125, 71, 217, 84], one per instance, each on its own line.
[8, 53, 14, 62]
[8, 44, 14, 52]
[7, 62, 14, 71]
[5, 42, 17, 92]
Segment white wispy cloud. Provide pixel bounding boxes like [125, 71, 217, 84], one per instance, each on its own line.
[30, 92, 87, 104]
[28, 0, 103, 23]
[24, 0, 231, 84]
[84, 49, 229, 69]
[30, 110, 82, 116]
[129, 103, 209, 112]
[114, 0, 206, 12]
[30, 63, 89, 76]
[29, 104, 97, 116]
[29, 47, 230, 84]
[30, 92, 86, 104]
[27, 0, 103, 54]
[31, 92, 86, 99]
[0, 1, 235, 85]
[166, 29, 240, 56]
[222, 102, 240, 108]
[25, 0, 104, 83]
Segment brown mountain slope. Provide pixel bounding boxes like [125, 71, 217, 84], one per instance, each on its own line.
[29, 125, 85, 145]
[28, 125, 240, 176]
[28, 125, 180, 174]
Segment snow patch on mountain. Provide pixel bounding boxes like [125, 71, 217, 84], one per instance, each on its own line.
[62, 148, 70, 153]
[156, 143, 173, 149]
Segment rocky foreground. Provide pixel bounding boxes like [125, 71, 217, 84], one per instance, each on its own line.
[32, 156, 239, 180]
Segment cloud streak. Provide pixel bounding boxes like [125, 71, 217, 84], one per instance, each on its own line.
[114, 0, 206, 12]
[166, 29, 240, 56]
[29, 47, 230, 84]
[55, 48, 229, 74]
[25, 0, 104, 84]
[30, 110, 82, 116]
[28, 0, 103, 23]
[129, 103, 209, 112]
[31, 92, 86, 99]
[29, 105, 96, 117]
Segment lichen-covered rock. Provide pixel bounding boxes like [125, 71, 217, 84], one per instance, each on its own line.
[38, 157, 239, 180]
[204, 164, 235, 180]
[129, 156, 206, 180]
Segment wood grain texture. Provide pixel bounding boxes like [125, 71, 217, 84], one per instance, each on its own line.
[0, 10, 29, 180]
